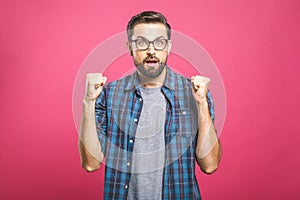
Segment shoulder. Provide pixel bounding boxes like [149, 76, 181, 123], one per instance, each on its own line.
[97, 73, 135, 106]
[104, 72, 136, 92]
[166, 67, 193, 90]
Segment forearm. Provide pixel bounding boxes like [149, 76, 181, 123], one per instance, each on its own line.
[78, 98, 104, 172]
[195, 97, 222, 174]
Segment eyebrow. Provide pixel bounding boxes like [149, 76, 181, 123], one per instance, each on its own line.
[135, 36, 166, 41]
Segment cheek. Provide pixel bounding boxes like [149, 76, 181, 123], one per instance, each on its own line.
[157, 52, 168, 61]
[134, 52, 146, 61]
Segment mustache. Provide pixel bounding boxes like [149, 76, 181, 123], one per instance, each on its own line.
[143, 55, 160, 63]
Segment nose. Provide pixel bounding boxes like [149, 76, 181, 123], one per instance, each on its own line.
[147, 43, 156, 55]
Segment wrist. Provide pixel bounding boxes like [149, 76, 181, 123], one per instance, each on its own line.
[195, 96, 208, 105]
[83, 95, 97, 102]
[82, 97, 96, 115]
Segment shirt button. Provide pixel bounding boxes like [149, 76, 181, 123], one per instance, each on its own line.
[182, 111, 186, 115]
[125, 185, 128, 189]
[133, 118, 138, 122]
[129, 139, 134, 143]
[127, 162, 130, 166]
[139, 98, 142, 102]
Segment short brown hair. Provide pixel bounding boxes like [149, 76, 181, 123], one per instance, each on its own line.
[127, 11, 171, 40]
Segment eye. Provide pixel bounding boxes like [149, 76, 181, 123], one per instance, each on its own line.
[136, 39, 148, 47]
[154, 40, 165, 47]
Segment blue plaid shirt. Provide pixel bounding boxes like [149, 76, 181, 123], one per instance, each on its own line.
[95, 67, 215, 200]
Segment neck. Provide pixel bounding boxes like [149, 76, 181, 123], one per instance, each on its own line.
[138, 67, 166, 88]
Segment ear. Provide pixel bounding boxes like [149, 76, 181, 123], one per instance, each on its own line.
[127, 41, 133, 56]
[167, 40, 172, 55]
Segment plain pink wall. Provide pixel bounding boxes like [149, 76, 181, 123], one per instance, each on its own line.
[1, 0, 299, 199]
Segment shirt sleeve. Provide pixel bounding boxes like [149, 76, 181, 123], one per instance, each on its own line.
[206, 90, 215, 124]
[95, 86, 107, 156]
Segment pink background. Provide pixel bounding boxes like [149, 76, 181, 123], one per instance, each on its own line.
[1, 0, 299, 199]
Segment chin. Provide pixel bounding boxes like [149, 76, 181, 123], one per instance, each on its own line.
[138, 63, 166, 78]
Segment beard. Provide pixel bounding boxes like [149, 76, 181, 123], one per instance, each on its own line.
[134, 55, 168, 78]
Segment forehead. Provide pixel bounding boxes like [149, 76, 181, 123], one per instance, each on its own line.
[131, 23, 168, 40]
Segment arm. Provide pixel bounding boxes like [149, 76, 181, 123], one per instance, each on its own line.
[191, 76, 222, 174]
[78, 73, 107, 172]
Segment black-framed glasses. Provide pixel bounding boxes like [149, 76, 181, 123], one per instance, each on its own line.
[131, 37, 169, 51]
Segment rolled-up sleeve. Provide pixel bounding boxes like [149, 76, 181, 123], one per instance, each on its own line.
[95, 86, 107, 155]
[207, 90, 215, 123]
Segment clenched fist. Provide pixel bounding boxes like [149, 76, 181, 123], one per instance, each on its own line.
[191, 75, 210, 103]
[85, 73, 107, 101]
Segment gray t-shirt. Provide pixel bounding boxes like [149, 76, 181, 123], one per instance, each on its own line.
[127, 87, 166, 200]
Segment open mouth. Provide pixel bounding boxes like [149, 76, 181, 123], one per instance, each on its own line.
[145, 59, 158, 65]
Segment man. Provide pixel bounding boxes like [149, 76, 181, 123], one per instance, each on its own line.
[79, 11, 222, 200]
